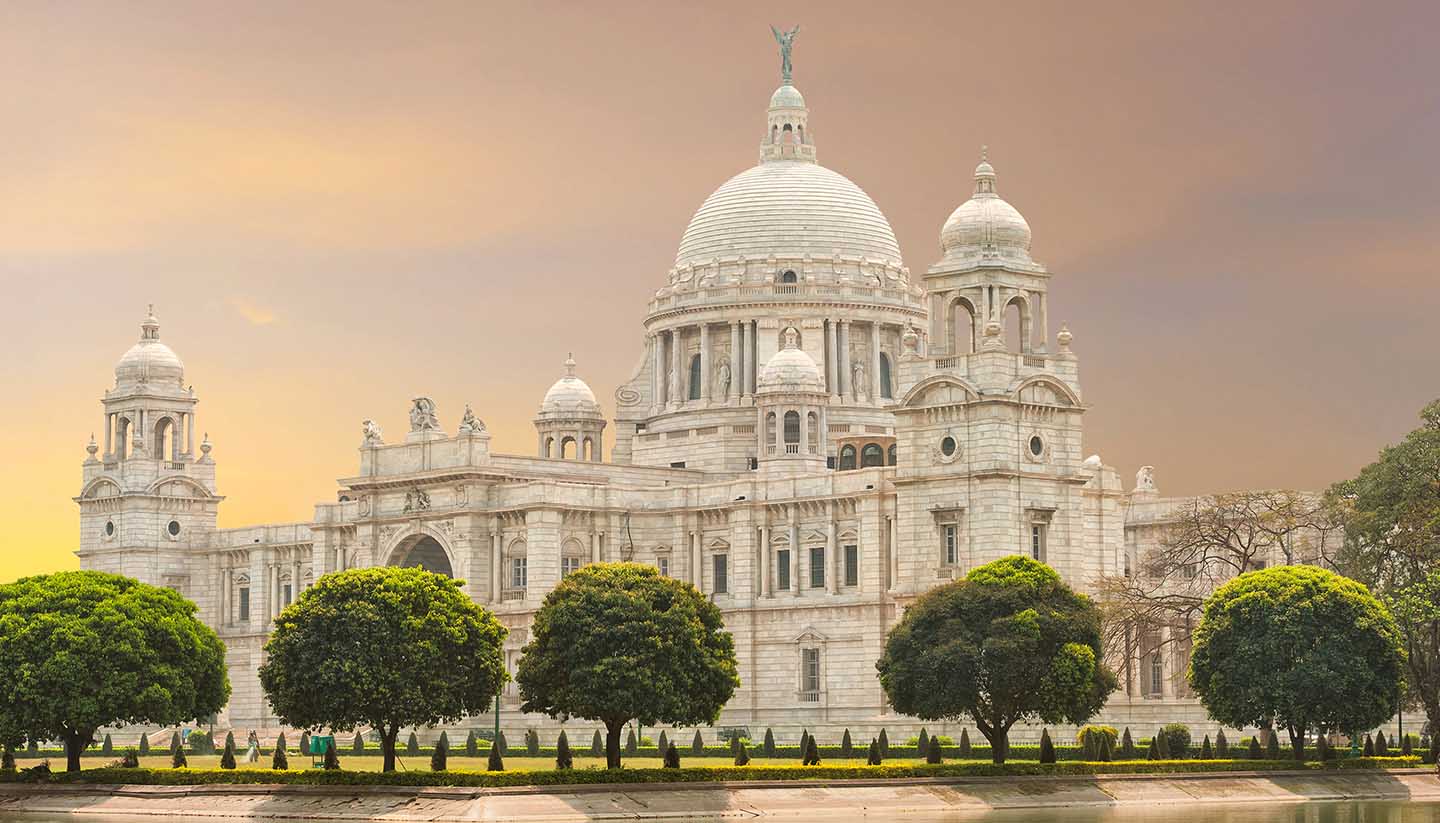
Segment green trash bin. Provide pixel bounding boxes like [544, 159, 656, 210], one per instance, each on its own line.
[309, 735, 335, 768]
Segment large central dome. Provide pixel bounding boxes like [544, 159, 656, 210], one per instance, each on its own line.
[675, 160, 902, 269]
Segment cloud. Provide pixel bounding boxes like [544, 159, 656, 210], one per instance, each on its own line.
[228, 297, 279, 326]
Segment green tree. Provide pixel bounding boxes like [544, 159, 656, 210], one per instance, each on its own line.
[926, 735, 943, 764]
[1120, 727, 1135, 759]
[1160, 724, 1191, 758]
[657, 730, 668, 756]
[1331, 400, 1440, 737]
[876, 556, 1116, 764]
[866, 738, 881, 765]
[515, 563, 739, 769]
[1189, 565, 1405, 760]
[272, 738, 289, 771]
[803, 735, 820, 766]
[258, 567, 506, 772]
[1215, 729, 1228, 758]
[322, 741, 340, 770]
[1154, 728, 1169, 758]
[878, 728, 890, 757]
[0, 571, 228, 772]
[1200, 735, 1213, 759]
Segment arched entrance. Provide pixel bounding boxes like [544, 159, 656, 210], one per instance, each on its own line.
[390, 534, 454, 577]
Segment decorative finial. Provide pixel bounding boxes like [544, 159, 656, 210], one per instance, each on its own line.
[980, 144, 988, 162]
[1057, 324, 1073, 354]
[564, 353, 577, 377]
[782, 327, 800, 349]
[141, 304, 160, 340]
[86, 434, 98, 459]
[771, 25, 800, 84]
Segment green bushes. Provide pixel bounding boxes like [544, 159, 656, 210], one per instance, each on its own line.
[1159, 724, 1191, 758]
[11, 757, 1419, 788]
[1077, 725, 1118, 753]
[219, 735, 236, 770]
[272, 742, 289, 771]
[866, 739, 881, 766]
[662, 743, 680, 769]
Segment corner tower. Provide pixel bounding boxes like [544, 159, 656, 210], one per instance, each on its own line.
[76, 307, 220, 592]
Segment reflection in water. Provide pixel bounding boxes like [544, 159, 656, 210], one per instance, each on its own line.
[0, 801, 1438, 823]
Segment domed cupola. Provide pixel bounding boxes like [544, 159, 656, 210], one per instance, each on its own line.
[758, 329, 825, 395]
[754, 328, 828, 473]
[535, 354, 606, 462]
[939, 148, 1035, 266]
[114, 305, 185, 391]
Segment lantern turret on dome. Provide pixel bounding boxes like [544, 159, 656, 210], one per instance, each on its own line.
[939, 148, 1036, 267]
[535, 354, 606, 462]
[114, 304, 186, 392]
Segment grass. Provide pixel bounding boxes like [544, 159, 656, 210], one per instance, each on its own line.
[8, 753, 910, 772]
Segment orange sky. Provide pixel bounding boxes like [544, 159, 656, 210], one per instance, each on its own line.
[2, 1, 1437, 582]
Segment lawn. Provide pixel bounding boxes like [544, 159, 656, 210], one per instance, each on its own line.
[9, 754, 908, 772]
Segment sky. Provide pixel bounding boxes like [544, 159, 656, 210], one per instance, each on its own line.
[1, 1, 1436, 582]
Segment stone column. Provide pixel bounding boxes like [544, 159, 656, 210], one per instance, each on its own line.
[826, 320, 839, 399]
[652, 333, 665, 412]
[104, 413, 113, 456]
[838, 321, 851, 401]
[490, 530, 502, 603]
[798, 404, 809, 455]
[590, 531, 600, 564]
[789, 513, 800, 594]
[186, 412, 195, 456]
[670, 329, 683, 406]
[1160, 625, 1176, 700]
[743, 322, 755, 397]
[871, 322, 882, 403]
[692, 531, 703, 589]
[930, 292, 945, 353]
[826, 512, 839, 594]
[760, 525, 771, 597]
[887, 516, 898, 590]
[1036, 292, 1048, 353]
[729, 322, 741, 401]
[292, 558, 302, 598]
[699, 324, 710, 403]
[221, 568, 231, 626]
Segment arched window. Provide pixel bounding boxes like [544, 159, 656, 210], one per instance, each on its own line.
[861, 443, 884, 468]
[543, 436, 554, 458]
[560, 437, 576, 459]
[839, 444, 857, 470]
[782, 123, 794, 145]
[783, 411, 800, 446]
[952, 297, 977, 355]
[392, 535, 454, 577]
[153, 417, 174, 461]
[780, 270, 797, 284]
[806, 412, 819, 454]
[887, 444, 897, 465]
[765, 412, 777, 454]
[879, 353, 892, 399]
[116, 416, 131, 459]
[582, 437, 594, 461]
[1004, 297, 1029, 354]
[688, 354, 702, 400]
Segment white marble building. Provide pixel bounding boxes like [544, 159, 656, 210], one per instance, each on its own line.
[75, 55, 1271, 743]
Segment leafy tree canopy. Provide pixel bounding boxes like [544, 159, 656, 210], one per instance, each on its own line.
[1188, 564, 1404, 759]
[258, 567, 506, 772]
[515, 562, 739, 769]
[876, 556, 1116, 763]
[0, 571, 228, 772]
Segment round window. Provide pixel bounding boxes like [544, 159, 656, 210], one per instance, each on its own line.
[1029, 435, 1045, 457]
[104, 520, 115, 537]
[940, 436, 957, 456]
[167, 520, 181, 537]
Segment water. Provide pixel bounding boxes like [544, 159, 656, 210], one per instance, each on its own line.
[2, 800, 1438, 822]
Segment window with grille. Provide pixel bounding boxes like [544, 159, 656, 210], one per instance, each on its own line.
[238, 587, 250, 622]
[713, 554, 728, 594]
[1030, 524, 1047, 562]
[801, 648, 821, 702]
[1149, 654, 1163, 696]
[844, 545, 858, 587]
[776, 549, 791, 591]
[944, 524, 958, 565]
[282, 583, 292, 607]
[657, 555, 669, 577]
[562, 556, 581, 577]
[809, 546, 825, 588]
[510, 557, 528, 589]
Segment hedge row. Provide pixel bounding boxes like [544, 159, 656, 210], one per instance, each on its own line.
[1, 758, 1421, 788]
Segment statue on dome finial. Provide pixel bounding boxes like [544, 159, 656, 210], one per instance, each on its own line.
[771, 24, 800, 84]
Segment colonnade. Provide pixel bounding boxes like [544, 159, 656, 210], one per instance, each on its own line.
[103, 409, 195, 461]
[930, 286, 1048, 356]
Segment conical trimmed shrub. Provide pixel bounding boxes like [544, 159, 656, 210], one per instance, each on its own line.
[299, 731, 310, 758]
[591, 730, 603, 757]
[487, 741, 504, 771]
[692, 730, 704, 754]
[466, 730, 478, 757]
[879, 728, 890, 757]
[1098, 734, 1113, 762]
[867, 739, 881, 765]
[658, 731, 669, 756]
[1200, 735, 1213, 759]
[1249, 736, 1263, 759]
[1267, 730, 1282, 760]
[803, 735, 820, 766]
[799, 729, 810, 758]
[171, 747, 187, 769]
[353, 731, 365, 754]
[407, 731, 419, 756]
[556, 731, 572, 770]
[431, 734, 448, 771]
[170, 732, 182, 756]
[663, 742, 680, 769]
[526, 729, 539, 756]
[730, 735, 742, 757]
[220, 736, 237, 770]
[497, 730, 508, 754]
[1120, 727, 1135, 759]
[1375, 730, 1389, 757]
[959, 728, 971, 758]
[102, 734, 113, 756]
[323, 742, 340, 770]
[1402, 734, 1413, 757]
[1215, 730, 1228, 759]
[763, 728, 776, 756]
[926, 735, 943, 764]
[917, 727, 930, 758]
[1147, 737, 1159, 760]
[272, 741, 289, 771]
[138, 733, 149, 756]
[734, 739, 750, 766]
[1039, 729, 1056, 764]
[1155, 728, 1170, 758]
[1364, 734, 1375, 757]
[625, 729, 637, 754]
[841, 729, 853, 757]
[435, 731, 449, 757]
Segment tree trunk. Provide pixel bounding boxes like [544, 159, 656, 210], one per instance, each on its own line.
[975, 718, 1009, 764]
[63, 729, 92, 773]
[382, 725, 399, 772]
[1287, 724, 1305, 761]
[605, 721, 623, 770]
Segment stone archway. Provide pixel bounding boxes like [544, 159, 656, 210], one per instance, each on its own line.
[389, 534, 454, 577]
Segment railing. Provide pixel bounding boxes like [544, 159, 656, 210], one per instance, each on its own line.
[167, 461, 186, 470]
[773, 285, 797, 295]
[1024, 355, 1048, 368]
[785, 444, 800, 455]
[501, 589, 526, 602]
[103, 462, 118, 470]
[766, 444, 777, 456]
[934, 357, 957, 370]
[800, 690, 820, 703]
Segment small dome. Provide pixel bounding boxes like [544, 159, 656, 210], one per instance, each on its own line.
[939, 150, 1034, 264]
[115, 307, 184, 389]
[539, 355, 602, 418]
[769, 83, 805, 109]
[757, 329, 825, 394]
